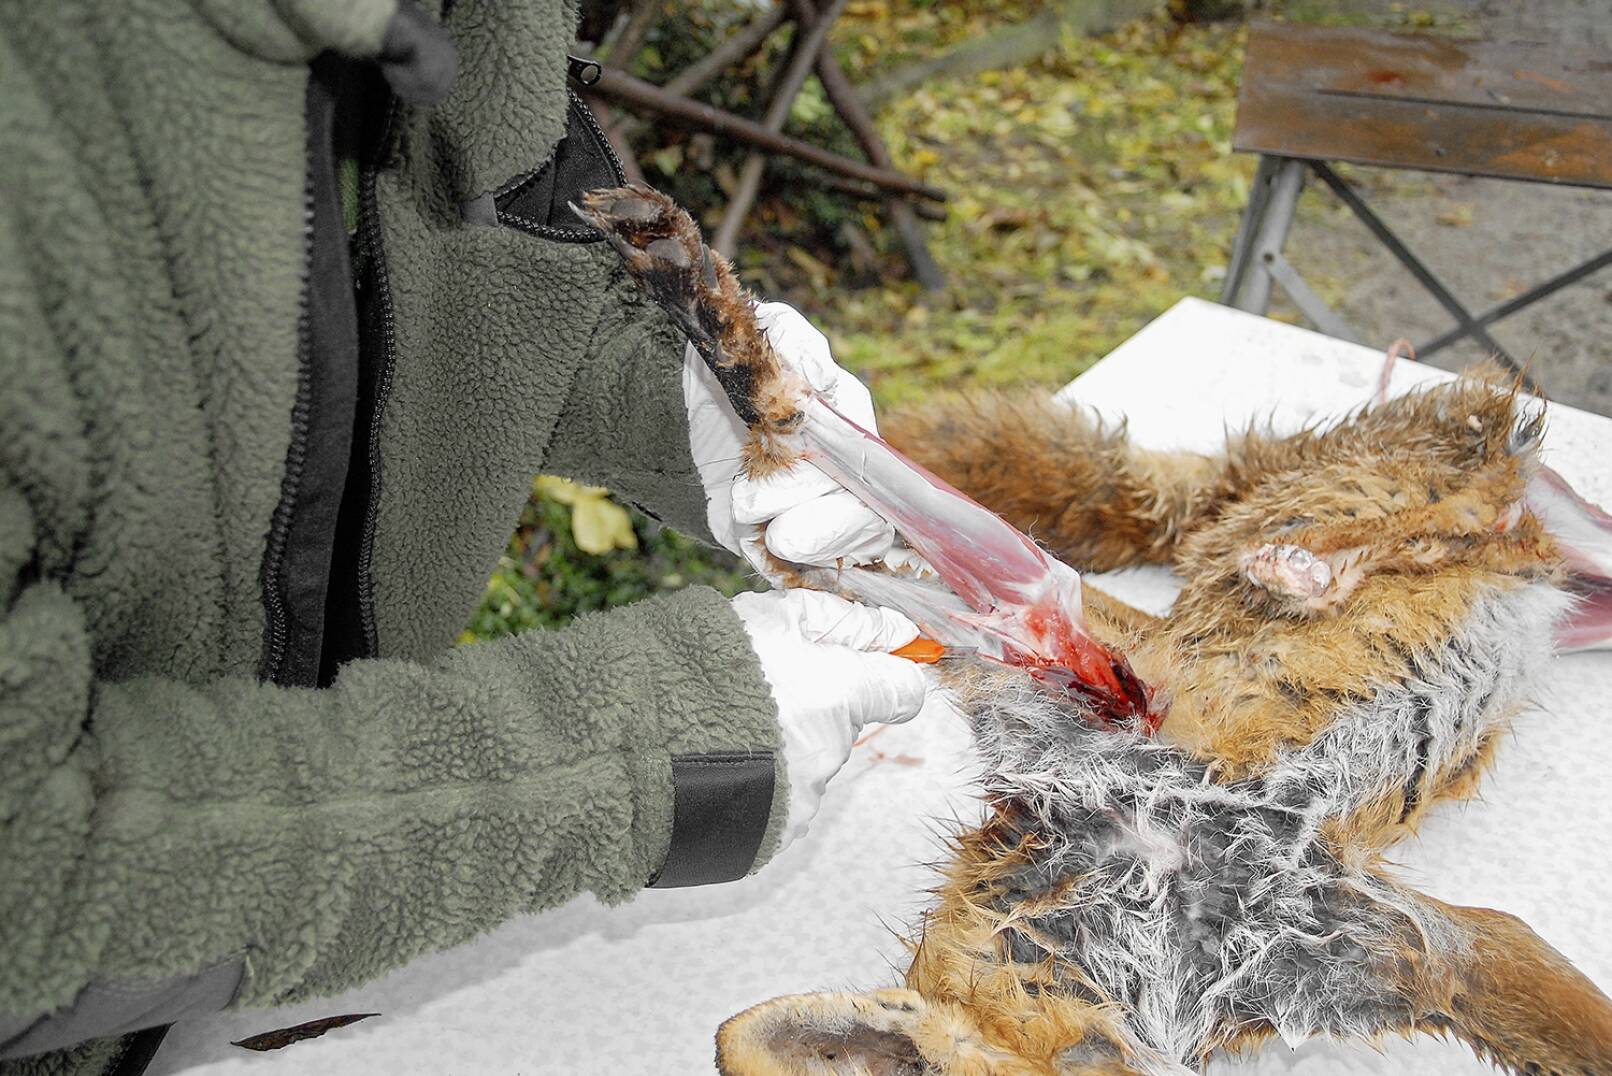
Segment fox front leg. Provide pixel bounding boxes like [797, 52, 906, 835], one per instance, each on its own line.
[571, 184, 809, 478]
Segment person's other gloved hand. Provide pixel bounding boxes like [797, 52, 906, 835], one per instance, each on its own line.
[731, 589, 931, 850]
[685, 302, 896, 573]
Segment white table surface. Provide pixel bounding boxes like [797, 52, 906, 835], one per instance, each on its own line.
[152, 298, 1612, 1076]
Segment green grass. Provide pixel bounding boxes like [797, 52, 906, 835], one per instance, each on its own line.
[810, 15, 1257, 404]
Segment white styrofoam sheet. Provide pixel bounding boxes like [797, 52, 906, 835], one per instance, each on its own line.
[153, 299, 1612, 1076]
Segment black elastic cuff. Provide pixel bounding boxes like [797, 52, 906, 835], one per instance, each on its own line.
[648, 752, 775, 888]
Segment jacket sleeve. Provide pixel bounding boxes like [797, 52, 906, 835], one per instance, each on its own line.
[540, 271, 722, 544]
[0, 473, 787, 1054]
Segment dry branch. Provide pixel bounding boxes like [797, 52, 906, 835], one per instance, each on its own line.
[613, 5, 789, 140]
[791, 0, 946, 289]
[586, 66, 948, 202]
[713, 0, 851, 255]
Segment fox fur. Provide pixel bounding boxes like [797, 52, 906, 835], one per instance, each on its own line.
[577, 184, 1612, 1076]
[719, 380, 1612, 1076]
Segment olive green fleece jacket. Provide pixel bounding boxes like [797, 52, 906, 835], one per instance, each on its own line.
[0, 0, 787, 1071]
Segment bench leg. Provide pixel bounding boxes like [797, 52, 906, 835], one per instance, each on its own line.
[1417, 246, 1612, 359]
[1306, 161, 1528, 381]
[1223, 156, 1365, 343]
[1222, 155, 1305, 313]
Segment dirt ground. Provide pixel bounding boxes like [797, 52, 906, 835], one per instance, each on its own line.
[1263, 0, 1612, 415]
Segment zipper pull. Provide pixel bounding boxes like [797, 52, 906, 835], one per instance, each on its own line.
[567, 54, 602, 87]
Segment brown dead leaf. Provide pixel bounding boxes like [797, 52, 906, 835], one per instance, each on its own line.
[232, 1013, 379, 1052]
[1512, 68, 1574, 95]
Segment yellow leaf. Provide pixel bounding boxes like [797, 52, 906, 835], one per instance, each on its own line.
[571, 495, 638, 555]
[785, 246, 832, 288]
[534, 474, 580, 504]
[536, 475, 637, 553]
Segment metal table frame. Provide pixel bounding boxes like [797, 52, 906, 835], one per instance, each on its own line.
[1221, 154, 1612, 381]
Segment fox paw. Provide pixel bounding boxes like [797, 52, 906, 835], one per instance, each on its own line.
[1240, 543, 1332, 601]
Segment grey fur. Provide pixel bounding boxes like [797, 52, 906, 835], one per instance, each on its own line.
[941, 581, 1571, 1072]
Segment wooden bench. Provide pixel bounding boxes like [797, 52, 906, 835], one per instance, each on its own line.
[1221, 21, 1612, 376]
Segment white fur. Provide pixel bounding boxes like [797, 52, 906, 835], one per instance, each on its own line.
[945, 581, 1572, 1070]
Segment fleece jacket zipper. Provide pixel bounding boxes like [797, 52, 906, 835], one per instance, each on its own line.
[317, 61, 402, 684]
[566, 88, 628, 202]
[491, 89, 627, 242]
[258, 57, 363, 689]
[257, 150, 318, 686]
[351, 106, 401, 661]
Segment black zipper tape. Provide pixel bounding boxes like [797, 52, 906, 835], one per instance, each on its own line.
[353, 121, 401, 660]
[494, 90, 628, 242]
[260, 58, 363, 688]
[260, 58, 367, 687]
[258, 105, 319, 685]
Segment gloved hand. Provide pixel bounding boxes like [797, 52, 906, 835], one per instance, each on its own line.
[731, 589, 931, 850]
[685, 302, 897, 572]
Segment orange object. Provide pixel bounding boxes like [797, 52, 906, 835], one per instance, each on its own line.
[892, 637, 946, 664]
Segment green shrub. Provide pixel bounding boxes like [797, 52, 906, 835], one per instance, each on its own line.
[460, 478, 765, 643]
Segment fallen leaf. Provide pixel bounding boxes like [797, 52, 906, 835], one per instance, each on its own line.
[1436, 204, 1473, 227]
[648, 143, 683, 176]
[571, 495, 639, 555]
[232, 1014, 379, 1052]
[534, 477, 639, 554]
[785, 245, 833, 288]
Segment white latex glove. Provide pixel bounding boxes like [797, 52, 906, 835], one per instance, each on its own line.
[731, 589, 931, 850]
[684, 301, 896, 571]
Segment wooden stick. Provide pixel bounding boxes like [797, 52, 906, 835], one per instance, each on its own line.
[713, 0, 849, 256]
[666, 4, 788, 99]
[600, 0, 661, 64]
[790, 0, 946, 289]
[587, 66, 948, 202]
[614, 4, 788, 139]
[813, 173, 948, 221]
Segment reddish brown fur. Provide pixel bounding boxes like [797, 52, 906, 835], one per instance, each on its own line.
[1419, 902, 1612, 1076]
[576, 185, 805, 477]
[881, 394, 1222, 573]
[720, 374, 1610, 1076]
[899, 817, 1148, 1075]
[583, 184, 1610, 1076]
[887, 373, 1562, 784]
